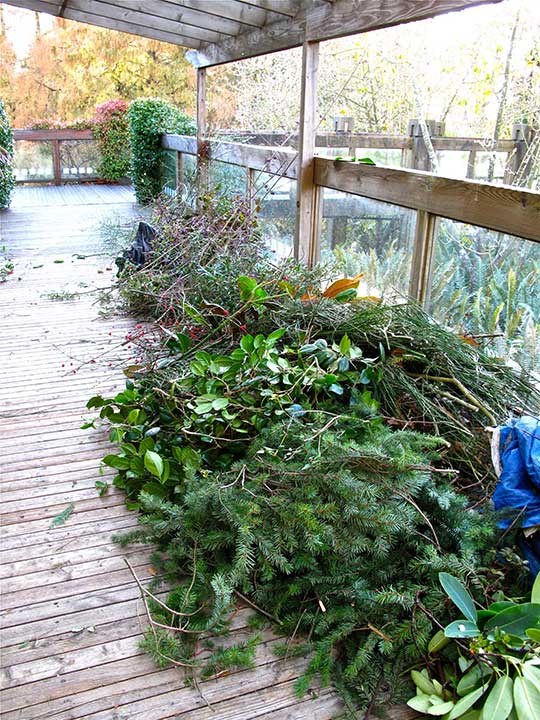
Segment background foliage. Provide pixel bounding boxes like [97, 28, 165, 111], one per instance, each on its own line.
[128, 98, 195, 204]
[92, 99, 130, 181]
[0, 99, 15, 208]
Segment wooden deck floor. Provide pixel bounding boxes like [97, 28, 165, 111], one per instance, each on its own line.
[0, 184, 344, 720]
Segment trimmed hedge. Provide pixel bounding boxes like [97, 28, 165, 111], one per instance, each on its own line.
[0, 100, 15, 209]
[128, 98, 195, 204]
[93, 99, 130, 182]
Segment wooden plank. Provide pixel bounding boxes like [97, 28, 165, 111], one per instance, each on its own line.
[14, 129, 94, 141]
[196, 67, 208, 204]
[294, 41, 319, 264]
[186, 0, 502, 67]
[2, 0, 201, 46]
[314, 157, 540, 243]
[163, 134, 297, 178]
[64, 0, 230, 44]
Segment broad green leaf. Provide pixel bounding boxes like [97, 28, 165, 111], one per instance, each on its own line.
[483, 676, 514, 720]
[267, 328, 286, 343]
[428, 629, 451, 654]
[444, 620, 481, 638]
[102, 454, 131, 470]
[427, 700, 454, 715]
[212, 398, 229, 411]
[485, 604, 540, 639]
[240, 334, 254, 353]
[522, 664, 540, 694]
[141, 482, 167, 498]
[144, 450, 163, 479]
[411, 670, 437, 695]
[532, 573, 540, 604]
[407, 694, 431, 713]
[526, 628, 540, 642]
[86, 395, 105, 409]
[439, 573, 477, 622]
[457, 664, 492, 696]
[513, 676, 540, 720]
[448, 685, 488, 719]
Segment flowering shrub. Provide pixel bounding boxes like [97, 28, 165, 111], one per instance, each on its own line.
[92, 99, 130, 182]
[128, 98, 195, 204]
[0, 100, 15, 208]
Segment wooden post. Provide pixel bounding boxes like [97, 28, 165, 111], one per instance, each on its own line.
[52, 140, 62, 185]
[176, 151, 183, 194]
[294, 40, 320, 265]
[196, 67, 208, 207]
[409, 210, 439, 306]
[466, 150, 477, 179]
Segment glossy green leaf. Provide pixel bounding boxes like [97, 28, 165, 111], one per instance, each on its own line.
[428, 629, 451, 654]
[444, 620, 481, 638]
[144, 450, 163, 479]
[457, 664, 492, 697]
[102, 454, 131, 470]
[484, 604, 540, 639]
[513, 675, 540, 720]
[483, 676, 514, 720]
[448, 685, 488, 719]
[407, 694, 431, 713]
[427, 700, 454, 715]
[532, 573, 540, 604]
[439, 573, 477, 622]
[526, 628, 540, 642]
[522, 664, 540, 694]
[411, 670, 437, 695]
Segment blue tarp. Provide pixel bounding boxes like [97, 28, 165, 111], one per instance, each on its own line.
[493, 415, 540, 576]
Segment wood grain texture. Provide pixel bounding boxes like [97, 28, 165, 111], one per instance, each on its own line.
[314, 157, 540, 243]
[187, 0, 502, 67]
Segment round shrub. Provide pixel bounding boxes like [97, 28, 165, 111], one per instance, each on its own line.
[0, 99, 15, 209]
[93, 99, 130, 182]
[128, 98, 195, 204]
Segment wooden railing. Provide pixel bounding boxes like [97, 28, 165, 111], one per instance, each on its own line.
[162, 132, 540, 305]
[13, 129, 100, 185]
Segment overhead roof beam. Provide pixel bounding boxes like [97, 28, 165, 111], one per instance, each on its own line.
[187, 0, 503, 67]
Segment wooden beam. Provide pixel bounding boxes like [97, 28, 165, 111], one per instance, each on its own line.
[295, 41, 320, 264]
[177, 0, 272, 29]
[14, 129, 94, 141]
[314, 157, 540, 243]
[1, 0, 201, 47]
[186, 0, 502, 67]
[162, 134, 297, 178]
[64, 0, 221, 44]
[236, 0, 300, 17]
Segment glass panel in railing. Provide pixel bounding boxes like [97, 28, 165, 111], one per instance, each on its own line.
[208, 161, 246, 198]
[252, 171, 296, 259]
[319, 188, 416, 301]
[59, 139, 100, 180]
[178, 154, 197, 208]
[429, 218, 540, 373]
[162, 150, 178, 197]
[13, 140, 54, 181]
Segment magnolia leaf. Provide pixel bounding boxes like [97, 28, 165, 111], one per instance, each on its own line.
[144, 450, 164, 479]
[526, 628, 540, 642]
[322, 273, 364, 299]
[483, 676, 514, 720]
[513, 676, 540, 720]
[522, 664, 540, 694]
[439, 573, 478, 622]
[411, 670, 437, 695]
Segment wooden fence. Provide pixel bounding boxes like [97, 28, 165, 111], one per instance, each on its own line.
[162, 132, 540, 306]
[13, 129, 100, 185]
